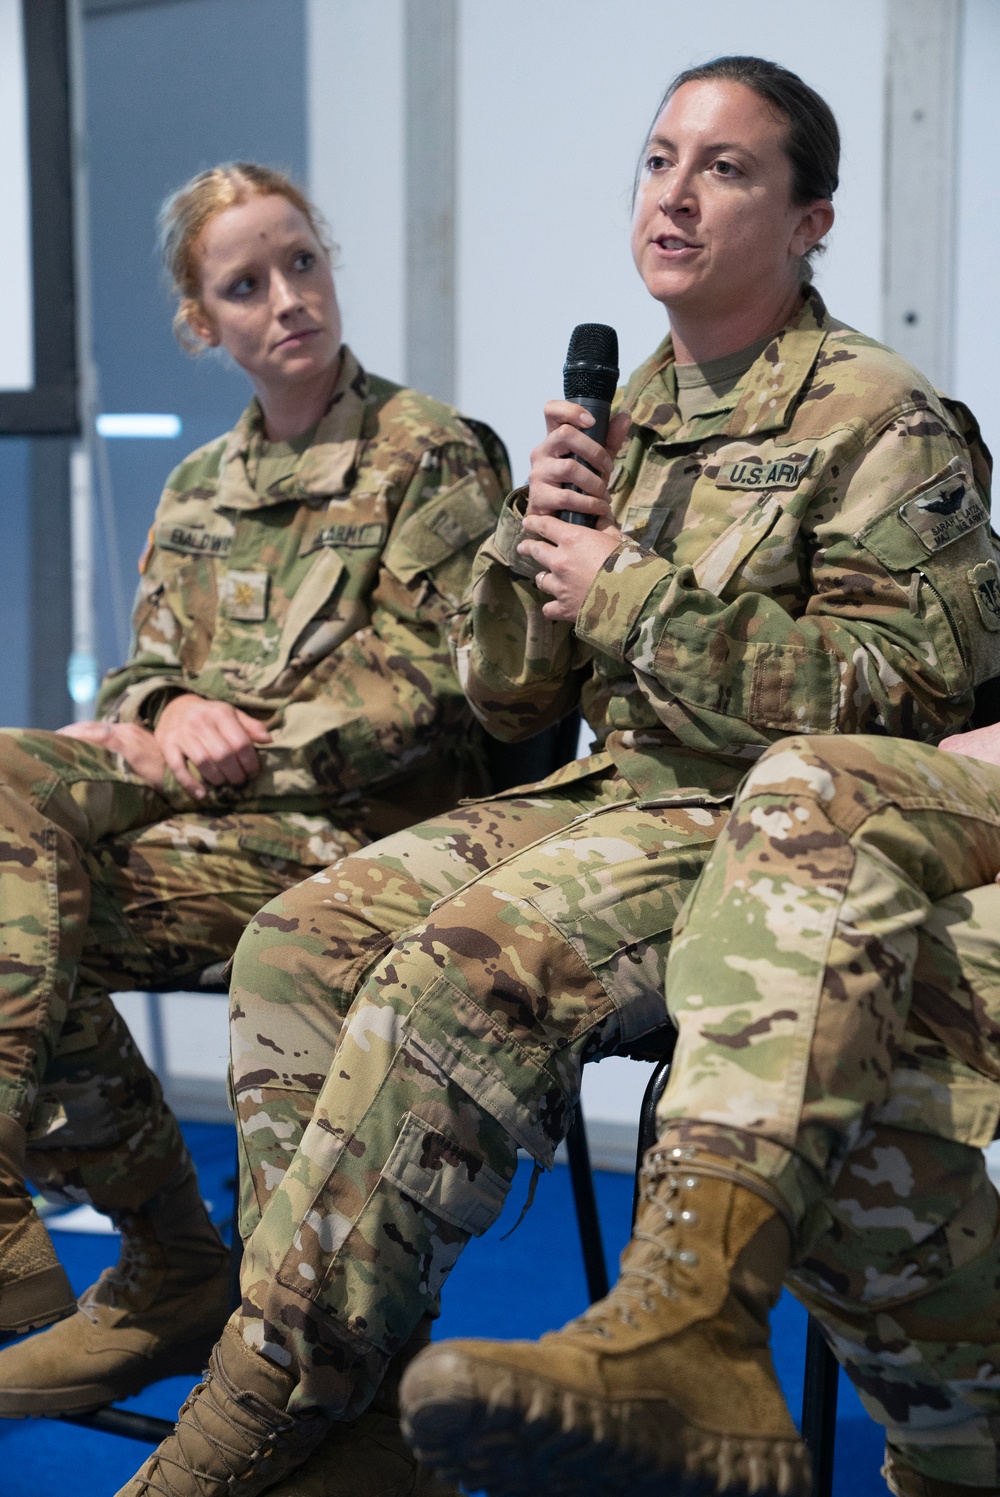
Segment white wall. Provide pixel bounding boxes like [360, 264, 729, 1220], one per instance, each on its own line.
[309, 1, 887, 482]
[954, 0, 1000, 463]
[456, 0, 886, 483]
[307, 0, 406, 382]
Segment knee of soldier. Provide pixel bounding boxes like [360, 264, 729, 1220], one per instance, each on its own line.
[230, 863, 401, 1092]
[733, 733, 943, 830]
[0, 729, 57, 797]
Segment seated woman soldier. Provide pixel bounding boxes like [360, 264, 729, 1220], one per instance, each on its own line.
[0, 164, 507, 1411]
[408, 717, 1000, 1497]
[112, 56, 1000, 1497]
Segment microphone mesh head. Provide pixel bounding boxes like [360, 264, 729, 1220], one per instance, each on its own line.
[564, 323, 619, 402]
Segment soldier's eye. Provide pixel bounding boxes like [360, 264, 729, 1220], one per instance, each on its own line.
[229, 275, 256, 298]
[646, 153, 670, 173]
[293, 251, 316, 273]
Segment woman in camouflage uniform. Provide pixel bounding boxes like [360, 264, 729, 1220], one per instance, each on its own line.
[413, 721, 1000, 1497]
[119, 60, 1000, 1497]
[0, 164, 506, 1413]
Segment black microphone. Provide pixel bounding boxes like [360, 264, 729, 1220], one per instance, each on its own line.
[557, 323, 619, 526]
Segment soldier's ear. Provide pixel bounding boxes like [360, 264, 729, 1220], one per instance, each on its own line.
[181, 297, 221, 350]
[789, 200, 834, 259]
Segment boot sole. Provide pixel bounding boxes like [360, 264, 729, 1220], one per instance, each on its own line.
[0, 1265, 77, 1342]
[0, 1327, 222, 1417]
[400, 1349, 812, 1497]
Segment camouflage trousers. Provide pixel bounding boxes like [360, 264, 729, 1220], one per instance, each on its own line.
[661, 733, 1000, 1487]
[0, 729, 357, 1213]
[228, 757, 729, 1415]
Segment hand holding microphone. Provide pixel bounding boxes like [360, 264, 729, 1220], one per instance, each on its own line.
[519, 324, 631, 621]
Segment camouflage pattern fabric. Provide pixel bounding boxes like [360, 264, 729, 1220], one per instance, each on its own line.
[0, 354, 505, 1215]
[459, 287, 1000, 802]
[0, 728, 353, 1212]
[660, 733, 1000, 1486]
[221, 293, 1000, 1427]
[228, 765, 730, 1416]
[99, 346, 509, 818]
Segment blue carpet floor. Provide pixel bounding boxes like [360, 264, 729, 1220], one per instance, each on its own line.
[0, 1122, 887, 1495]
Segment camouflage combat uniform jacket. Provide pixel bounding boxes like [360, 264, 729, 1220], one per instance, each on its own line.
[98, 347, 508, 831]
[461, 289, 1000, 794]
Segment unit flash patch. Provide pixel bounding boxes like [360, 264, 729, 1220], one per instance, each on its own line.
[221, 570, 269, 622]
[898, 466, 988, 552]
[969, 559, 1000, 631]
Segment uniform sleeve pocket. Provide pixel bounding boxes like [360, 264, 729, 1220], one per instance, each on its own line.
[384, 474, 500, 592]
[652, 623, 838, 733]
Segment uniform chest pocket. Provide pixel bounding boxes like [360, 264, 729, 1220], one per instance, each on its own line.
[690, 492, 784, 596]
[252, 546, 348, 691]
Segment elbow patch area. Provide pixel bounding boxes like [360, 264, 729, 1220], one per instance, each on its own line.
[653, 623, 839, 733]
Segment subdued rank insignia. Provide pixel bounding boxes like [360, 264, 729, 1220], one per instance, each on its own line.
[969, 559, 1000, 631]
[898, 468, 988, 552]
[221, 569, 269, 621]
[715, 453, 812, 490]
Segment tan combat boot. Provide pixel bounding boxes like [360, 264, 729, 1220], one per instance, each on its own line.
[883, 1447, 999, 1496]
[116, 1321, 329, 1497]
[400, 1147, 811, 1497]
[263, 1317, 458, 1497]
[0, 1114, 75, 1339]
[0, 1160, 229, 1414]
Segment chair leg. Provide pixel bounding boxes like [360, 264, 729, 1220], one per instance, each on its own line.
[632, 1056, 673, 1227]
[62, 1407, 175, 1444]
[801, 1313, 839, 1497]
[565, 1104, 609, 1303]
[228, 1147, 243, 1313]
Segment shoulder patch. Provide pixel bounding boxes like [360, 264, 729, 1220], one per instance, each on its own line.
[898, 460, 988, 552]
[715, 451, 814, 491]
[969, 559, 1000, 631]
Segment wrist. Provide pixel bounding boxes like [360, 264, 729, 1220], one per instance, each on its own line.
[574, 545, 675, 662]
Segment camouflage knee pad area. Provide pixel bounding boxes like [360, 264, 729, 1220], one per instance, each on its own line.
[661, 734, 1000, 1214]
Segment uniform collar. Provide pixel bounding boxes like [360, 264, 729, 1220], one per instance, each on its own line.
[214, 345, 368, 511]
[625, 286, 831, 444]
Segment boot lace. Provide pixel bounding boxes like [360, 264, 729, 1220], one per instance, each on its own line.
[81, 1221, 155, 1317]
[132, 1368, 301, 1496]
[566, 1149, 701, 1337]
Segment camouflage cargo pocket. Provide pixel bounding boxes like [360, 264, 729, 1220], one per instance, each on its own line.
[379, 1110, 510, 1235]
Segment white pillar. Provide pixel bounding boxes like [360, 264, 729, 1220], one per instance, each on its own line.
[67, 0, 99, 716]
[883, 0, 964, 387]
[403, 0, 457, 404]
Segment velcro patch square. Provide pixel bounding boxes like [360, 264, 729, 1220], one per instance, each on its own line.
[221, 569, 269, 622]
[969, 559, 1000, 631]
